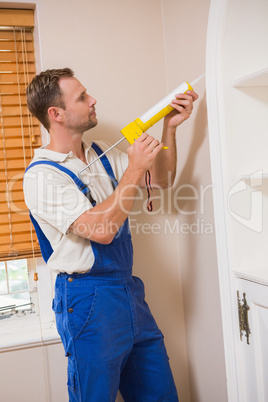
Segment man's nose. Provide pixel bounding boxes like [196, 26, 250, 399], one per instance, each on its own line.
[89, 96, 97, 107]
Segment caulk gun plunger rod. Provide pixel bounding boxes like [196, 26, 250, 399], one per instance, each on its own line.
[78, 137, 125, 180]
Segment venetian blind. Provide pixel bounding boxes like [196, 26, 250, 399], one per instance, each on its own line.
[0, 9, 42, 261]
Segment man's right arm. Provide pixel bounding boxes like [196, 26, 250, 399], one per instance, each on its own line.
[68, 133, 163, 244]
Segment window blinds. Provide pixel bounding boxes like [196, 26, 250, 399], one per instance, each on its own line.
[0, 9, 42, 261]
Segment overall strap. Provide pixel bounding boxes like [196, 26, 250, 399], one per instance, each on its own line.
[29, 211, 53, 263]
[25, 161, 89, 195]
[24, 158, 96, 263]
[25, 160, 96, 205]
[24, 142, 119, 263]
[91, 142, 118, 189]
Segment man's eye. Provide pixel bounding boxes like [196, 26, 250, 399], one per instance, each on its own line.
[80, 95, 85, 101]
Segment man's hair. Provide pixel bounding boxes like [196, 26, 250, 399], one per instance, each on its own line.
[26, 68, 74, 131]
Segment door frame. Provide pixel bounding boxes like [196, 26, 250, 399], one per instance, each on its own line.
[206, 0, 241, 400]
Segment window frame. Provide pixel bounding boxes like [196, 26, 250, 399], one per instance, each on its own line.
[0, 257, 38, 316]
[0, 257, 60, 352]
[0, 9, 43, 261]
[0, 8, 59, 352]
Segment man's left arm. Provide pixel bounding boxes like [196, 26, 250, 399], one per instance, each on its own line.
[143, 90, 198, 188]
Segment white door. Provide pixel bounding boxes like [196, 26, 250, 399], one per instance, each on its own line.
[235, 276, 268, 402]
[206, 0, 268, 400]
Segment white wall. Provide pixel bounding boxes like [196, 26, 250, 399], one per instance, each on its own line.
[160, 1, 227, 401]
[0, 343, 68, 402]
[0, 1, 227, 401]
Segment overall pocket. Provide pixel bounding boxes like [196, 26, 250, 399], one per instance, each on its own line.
[52, 295, 62, 313]
[67, 356, 81, 400]
[97, 236, 133, 273]
[52, 295, 68, 349]
[66, 285, 97, 339]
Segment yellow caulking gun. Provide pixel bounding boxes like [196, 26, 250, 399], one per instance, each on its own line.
[120, 80, 193, 147]
[78, 74, 205, 180]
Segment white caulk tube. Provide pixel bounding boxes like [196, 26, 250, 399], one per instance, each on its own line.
[140, 82, 191, 125]
[120, 82, 193, 144]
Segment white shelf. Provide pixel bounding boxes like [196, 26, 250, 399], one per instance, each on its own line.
[232, 68, 268, 87]
[234, 269, 268, 287]
[239, 172, 267, 185]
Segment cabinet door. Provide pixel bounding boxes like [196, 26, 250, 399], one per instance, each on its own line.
[236, 278, 268, 402]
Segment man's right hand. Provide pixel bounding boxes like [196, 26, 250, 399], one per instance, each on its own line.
[69, 133, 163, 244]
[127, 132, 164, 176]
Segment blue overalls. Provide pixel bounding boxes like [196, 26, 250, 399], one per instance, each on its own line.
[25, 143, 179, 402]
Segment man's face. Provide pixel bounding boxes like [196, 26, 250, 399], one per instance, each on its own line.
[59, 76, 98, 133]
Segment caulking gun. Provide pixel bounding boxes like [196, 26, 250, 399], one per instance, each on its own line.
[78, 74, 205, 180]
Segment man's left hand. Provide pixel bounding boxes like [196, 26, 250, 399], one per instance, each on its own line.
[164, 90, 199, 128]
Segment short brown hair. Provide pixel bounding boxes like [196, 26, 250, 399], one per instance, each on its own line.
[26, 68, 74, 131]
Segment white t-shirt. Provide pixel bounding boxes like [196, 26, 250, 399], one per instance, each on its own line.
[23, 140, 129, 274]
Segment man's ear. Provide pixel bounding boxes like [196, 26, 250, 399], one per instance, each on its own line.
[47, 106, 63, 123]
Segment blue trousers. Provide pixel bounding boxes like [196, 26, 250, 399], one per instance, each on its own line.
[29, 145, 178, 401]
[53, 270, 179, 401]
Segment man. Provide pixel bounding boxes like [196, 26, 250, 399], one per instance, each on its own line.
[24, 68, 198, 401]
